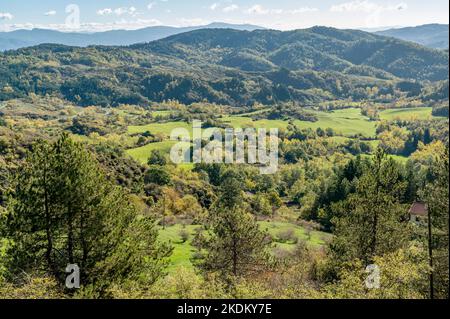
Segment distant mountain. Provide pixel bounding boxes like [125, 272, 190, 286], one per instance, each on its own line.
[0, 23, 264, 51]
[136, 27, 448, 81]
[359, 26, 403, 32]
[1, 27, 448, 107]
[375, 24, 449, 49]
[0, 38, 30, 51]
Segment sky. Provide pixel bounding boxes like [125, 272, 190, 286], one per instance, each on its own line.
[0, 0, 449, 32]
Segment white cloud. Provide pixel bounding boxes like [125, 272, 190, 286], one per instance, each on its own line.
[0, 12, 13, 20]
[245, 5, 286, 15]
[330, 0, 407, 13]
[330, 0, 409, 28]
[0, 23, 32, 32]
[97, 7, 138, 17]
[97, 8, 113, 16]
[44, 10, 57, 16]
[291, 7, 319, 14]
[147, 2, 156, 10]
[246, 4, 270, 15]
[115, 8, 126, 15]
[0, 19, 163, 33]
[223, 4, 239, 13]
[115, 7, 137, 16]
[210, 2, 239, 12]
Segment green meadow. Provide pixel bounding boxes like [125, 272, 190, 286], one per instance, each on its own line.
[157, 224, 200, 272]
[125, 108, 377, 164]
[293, 108, 377, 137]
[158, 221, 332, 273]
[258, 221, 332, 247]
[126, 140, 179, 164]
[222, 108, 377, 137]
[379, 107, 436, 121]
[125, 107, 444, 164]
[128, 121, 192, 136]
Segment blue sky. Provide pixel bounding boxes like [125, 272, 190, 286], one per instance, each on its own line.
[0, 0, 448, 32]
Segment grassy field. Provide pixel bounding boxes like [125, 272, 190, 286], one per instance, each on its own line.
[158, 224, 200, 272]
[158, 221, 331, 273]
[222, 108, 377, 137]
[125, 107, 443, 164]
[126, 140, 179, 164]
[259, 221, 332, 247]
[379, 107, 435, 121]
[361, 153, 409, 163]
[125, 108, 376, 163]
[128, 121, 192, 136]
[294, 109, 376, 137]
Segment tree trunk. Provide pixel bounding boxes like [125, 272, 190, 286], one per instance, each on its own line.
[427, 206, 434, 299]
[232, 236, 238, 276]
[43, 167, 54, 273]
[68, 204, 74, 264]
[371, 211, 378, 262]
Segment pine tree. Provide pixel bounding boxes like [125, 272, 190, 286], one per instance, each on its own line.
[329, 149, 410, 266]
[197, 169, 270, 282]
[6, 140, 60, 274]
[421, 147, 449, 299]
[6, 134, 171, 294]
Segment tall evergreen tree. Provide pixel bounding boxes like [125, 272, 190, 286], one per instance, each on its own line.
[422, 147, 449, 299]
[6, 134, 171, 294]
[197, 168, 270, 283]
[329, 149, 410, 266]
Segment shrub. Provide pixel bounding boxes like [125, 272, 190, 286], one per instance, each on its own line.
[272, 246, 292, 259]
[148, 149, 168, 166]
[276, 228, 298, 244]
[179, 229, 190, 243]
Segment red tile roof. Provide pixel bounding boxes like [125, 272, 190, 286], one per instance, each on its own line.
[409, 202, 428, 216]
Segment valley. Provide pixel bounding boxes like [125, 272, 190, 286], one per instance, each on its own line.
[0, 23, 448, 299]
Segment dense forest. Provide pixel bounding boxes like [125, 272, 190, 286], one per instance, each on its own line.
[0, 28, 448, 107]
[0, 26, 449, 299]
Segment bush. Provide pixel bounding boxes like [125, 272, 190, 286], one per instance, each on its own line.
[272, 247, 292, 259]
[144, 166, 171, 186]
[179, 229, 190, 243]
[191, 250, 204, 260]
[0, 276, 63, 299]
[276, 228, 298, 244]
[148, 149, 168, 166]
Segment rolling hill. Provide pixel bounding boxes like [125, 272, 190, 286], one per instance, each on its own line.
[0, 23, 264, 51]
[0, 27, 448, 107]
[136, 26, 448, 80]
[376, 24, 449, 49]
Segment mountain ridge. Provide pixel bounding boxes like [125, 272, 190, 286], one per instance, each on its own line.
[0, 27, 448, 107]
[133, 27, 448, 80]
[0, 22, 264, 51]
[375, 24, 449, 49]
[2, 23, 448, 51]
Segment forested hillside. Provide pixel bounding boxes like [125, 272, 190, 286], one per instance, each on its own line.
[376, 24, 449, 49]
[0, 23, 449, 300]
[0, 27, 448, 107]
[0, 23, 264, 51]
